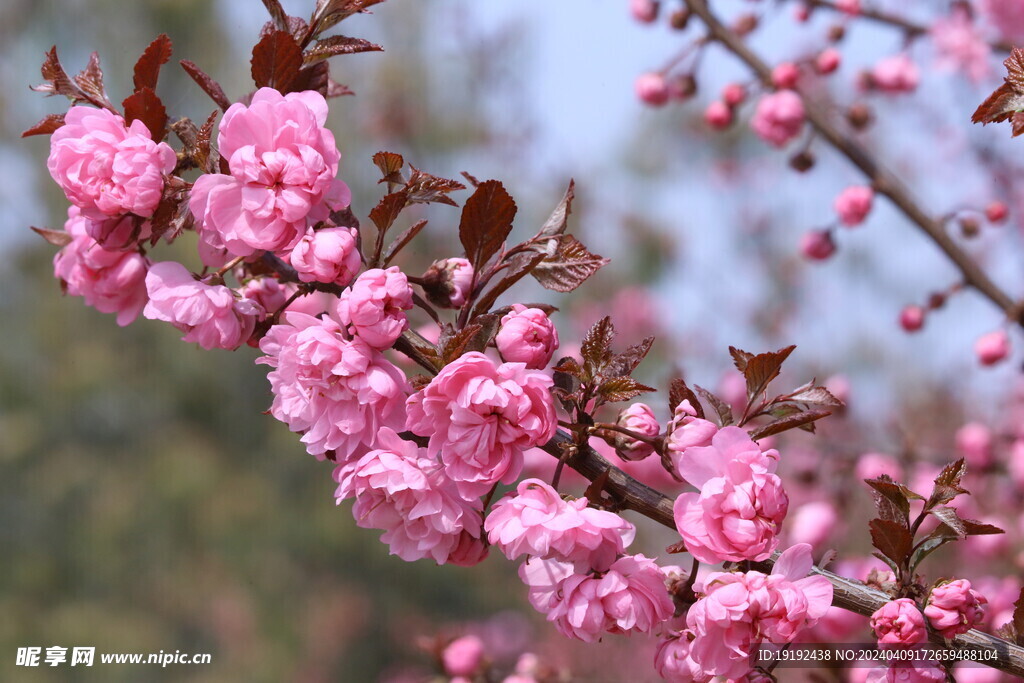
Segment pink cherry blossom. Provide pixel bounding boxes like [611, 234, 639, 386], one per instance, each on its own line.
[257, 312, 408, 460]
[771, 62, 800, 89]
[722, 83, 746, 107]
[654, 632, 709, 682]
[924, 579, 987, 639]
[405, 352, 556, 494]
[870, 598, 926, 645]
[48, 106, 176, 220]
[84, 214, 152, 251]
[442, 635, 485, 677]
[672, 426, 787, 563]
[238, 277, 291, 320]
[495, 305, 559, 369]
[664, 399, 718, 469]
[485, 478, 635, 571]
[871, 55, 920, 94]
[636, 73, 670, 106]
[189, 88, 351, 257]
[610, 402, 660, 461]
[53, 206, 149, 326]
[985, 200, 1009, 223]
[334, 428, 482, 564]
[143, 261, 261, 350]
[834, 185, 874, 227]
[931, 7, 992, 84]
[816, 48, 841, 75]
[335, 266, 413, 349]
[520, 554, 673, 642]
[800, 230, 836, 261]
[750, 90, 805, 147]
[975, 330, 1010, 366]
[288, 226, 360, 286]
[900, 305, 926, 333]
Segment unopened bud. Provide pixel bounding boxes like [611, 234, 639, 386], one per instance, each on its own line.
[790, 150, 815, 172]
[422, 257, 474, 309]
[985, 200, 1008, 223]
[899, 305, 925, 332]
[669, 8, 690, 30]
[733, 13, 758, 36]
[846, 103, 873, 130]
[959, 217, 980, 238]
[827, 24, 846, 42]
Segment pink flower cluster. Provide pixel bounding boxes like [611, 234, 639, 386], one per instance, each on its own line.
[834, 185, 874, 227]
[924, 579, 987, 639]
[48, 106, 176, 221]
[405, 352, 556, 494]
[870, 598, 926, 646]
[335, 267, 413, 349]
[485, 478, 635, 571]
[520, 554, 674, 642]
[288, 226, 361, 286]
[751, 90, 805, 147]
[495, 305, 559, 369]
[53, 207, 150, 326]
[144, 261, 262, 350]
[190, 88, 351, 257]
[681, 544, 832, 679]
[334, 428, 484, 564]
[672, 427, 788, 563]
[257, 311, 408, 460]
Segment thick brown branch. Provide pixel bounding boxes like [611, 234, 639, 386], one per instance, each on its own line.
[683, 0, 1023, 327]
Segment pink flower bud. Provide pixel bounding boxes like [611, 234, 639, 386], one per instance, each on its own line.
[899, 305, 925, 332]
[423, 257, 474, 309]
[975, 330, 1010, 366]
[955, 422, 993, 469]
[704, 101, 733, 129]
[771, 62, 801, 89]
[288, 226, 361, 286]
[816, 48, 842, 74]
[495, 304, 559, 369]
[871, 54, 920, 93]
[799, 230, 836, 261]
[870, 598, 927, 645]
[924, 579, 987, 639]
[630, 0, 659, 24]
[442, 635, 485, 677]
[335, 266, 413, 349]
[613, 403, 660, 460]
[721, 83, 746, 107]
[751, 90, 805, 147]
[985, 201, 1008, 223]
[238, 277, 290, 320]
[834, 185, 874, 227]
[635, 72, 670, 106]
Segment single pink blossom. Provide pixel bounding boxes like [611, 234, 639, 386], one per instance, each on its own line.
[900, 305, 926, 333]
[424, 257, 474, 308]
[704, 101, 732, 129]
[924, 579, 987, 639]
[611, 402, 660, 461]
[654, 632, 709, 682]
[48, 106, 176, 220]
[258, 312, 408, 460]
[442, 635, 485, 677]
[975, 330, 1010, 366]
[816, 48, 841, 74]
[870, 598, 926, 645]
[751, 90, 805, 147]
[771, 62, 800, 89]
[636, 73, 670, 106]
[334, 428, 482, 564]
[189, 88, 351, 257]
[495, 304, 559, 369]
[335, 266, 413, 349]
[870, 55, 920, 93]
[485, 478, 635, 571]
[672, 426, 787, 563]
[405, 352, 556, 494]
[664, 399, 718, 469]
[53, 206, 149, 326]
[834, 185, 874, 227]
[722, 83, 746, 107]
[288, 226, 360, 286]
[144, 261, 261, 349]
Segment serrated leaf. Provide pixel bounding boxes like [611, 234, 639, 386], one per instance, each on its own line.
[537, 179, 575, 239]
[581, 316, 615, 377]
[554, 356, 583, 378]
[694, 385, 733, 426]
[439, 323, 483, 364]
[261, 0, 290, 31]
[373, 151, 404, 184]
[929, 506, 966, 536]
[729, 346, 755, 373]
[669, 378, 704, 418]
[30, 226, 72, 247]
[133, 34, 173, 93]
[531, 234, 610, 293]
[73, 52, 111, 108]
[471, 250, 546, 317]
[459, 180, 517, 272]
[180, 60, 231, 110]
[869, 518, 912, 567]
[310, 0, 387, 36]
[326, 79, 354, 97]
[304, 35, 383, 64]
[21, 113, 65, 137]
[928, 459, 968, 507]
[787, 384, 844, 408]
[743, 346, 796, 405]
[748, 409, 830, 440]
[606, 337, 655, 379]
[599, 376, 656, 403]
[293, 61, 329, 94]
[195, 110, 220, 173]
[251, 29, 303, 92]
[405, 166, 465, 206]
[382, 219, 427, 266]
[865, 475, 919, 525]
[369, 191, 408, 234]
[959, 518, 1005, 536]
[122, 87, 168, 142]
[973, 50, 1024, 133]
[33, 46, 78, 99]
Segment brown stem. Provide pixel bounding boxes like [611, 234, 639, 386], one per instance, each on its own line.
[682, 0, 1024, 328]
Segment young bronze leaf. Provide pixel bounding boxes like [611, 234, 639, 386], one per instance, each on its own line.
[439, 323, 483, 364]
[293, 61, 330, 94]
[668, 378, 703, 418]
[22, 113, 65, 137]
[251, 30, 304, 92]
[122, 87, 168, 142]
[748, 409, 830, 440]
[787, 384, 844, 408]
[959, 518, 1005, 536]
[694, 385, 733, 426]
[405, 166, 465, 206]
[580, 316, 615, 375]
[261, 0, 290, 30]
[599, 377, 656, 403]
[73, 52, 112, 109]
[133, 34, 173, 93]
[928, 459, 968, 507]
[743, 346, 796, 403]
[180, 60, 232, 110]
[368, 190, 409, 234]
[309, 0, 387, 36]
[373, 151, 404, 184]
[382, 219, 428, 266]
[866, 476, 911, 527]
[973, 49, 1024, 131]
[531, 234, 610, 293]
[195, 110, 220, 173]
[30, 226, 72, 247]
[34, 46, 79, 99]
[869, 518, 912, 567]
[729, 346, 755, 374]
[304, 35, 384, 64]
[605, 337, 655, 378]
[459, 180, 517, 272]
[536, 179, 575, 239]
[929, 506, 967, 537]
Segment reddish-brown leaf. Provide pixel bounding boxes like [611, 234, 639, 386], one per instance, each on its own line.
[869, 518, 912, 568]
[606, 337, 655, 378]
[293, 61, 329, 94]
[373, 151, 405, 184]
[261, 0, 290, 31]
[382, 219, 428, 266]
[73, 52, 111, 108]
[34, 46, 78, 99]
[471, 250, 546, 317]
[749, 409, 830, 440]
[1013, 588, 1024, 646]
[729, 346, 755, 374]
[303, 35, 383, 64]
[180, 60, 231, 110]
[406, 166, 465, 206]
[787, 383, 844, 408]
[326, 79, 354, 98]
[251, 29, 304, 92]
[369, 191, 409, 234]
[866, 476, 912, 527]
[669, 378, 703, 418]
[536, 179, 576, 239]
[599, 376, 656, 403]
[310, 0, 387, 36]
[531, 234, 610, 293]
[580, 316, 615, 377]
[122, 87, 168, 141]
[133, 34, 173, 93]
[459, 180, 517, 272]
[195, 110, 220, 173]
[694, 385, 734, 426]
[22, 113, 65, 137]
[30, 226, 72, 247]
